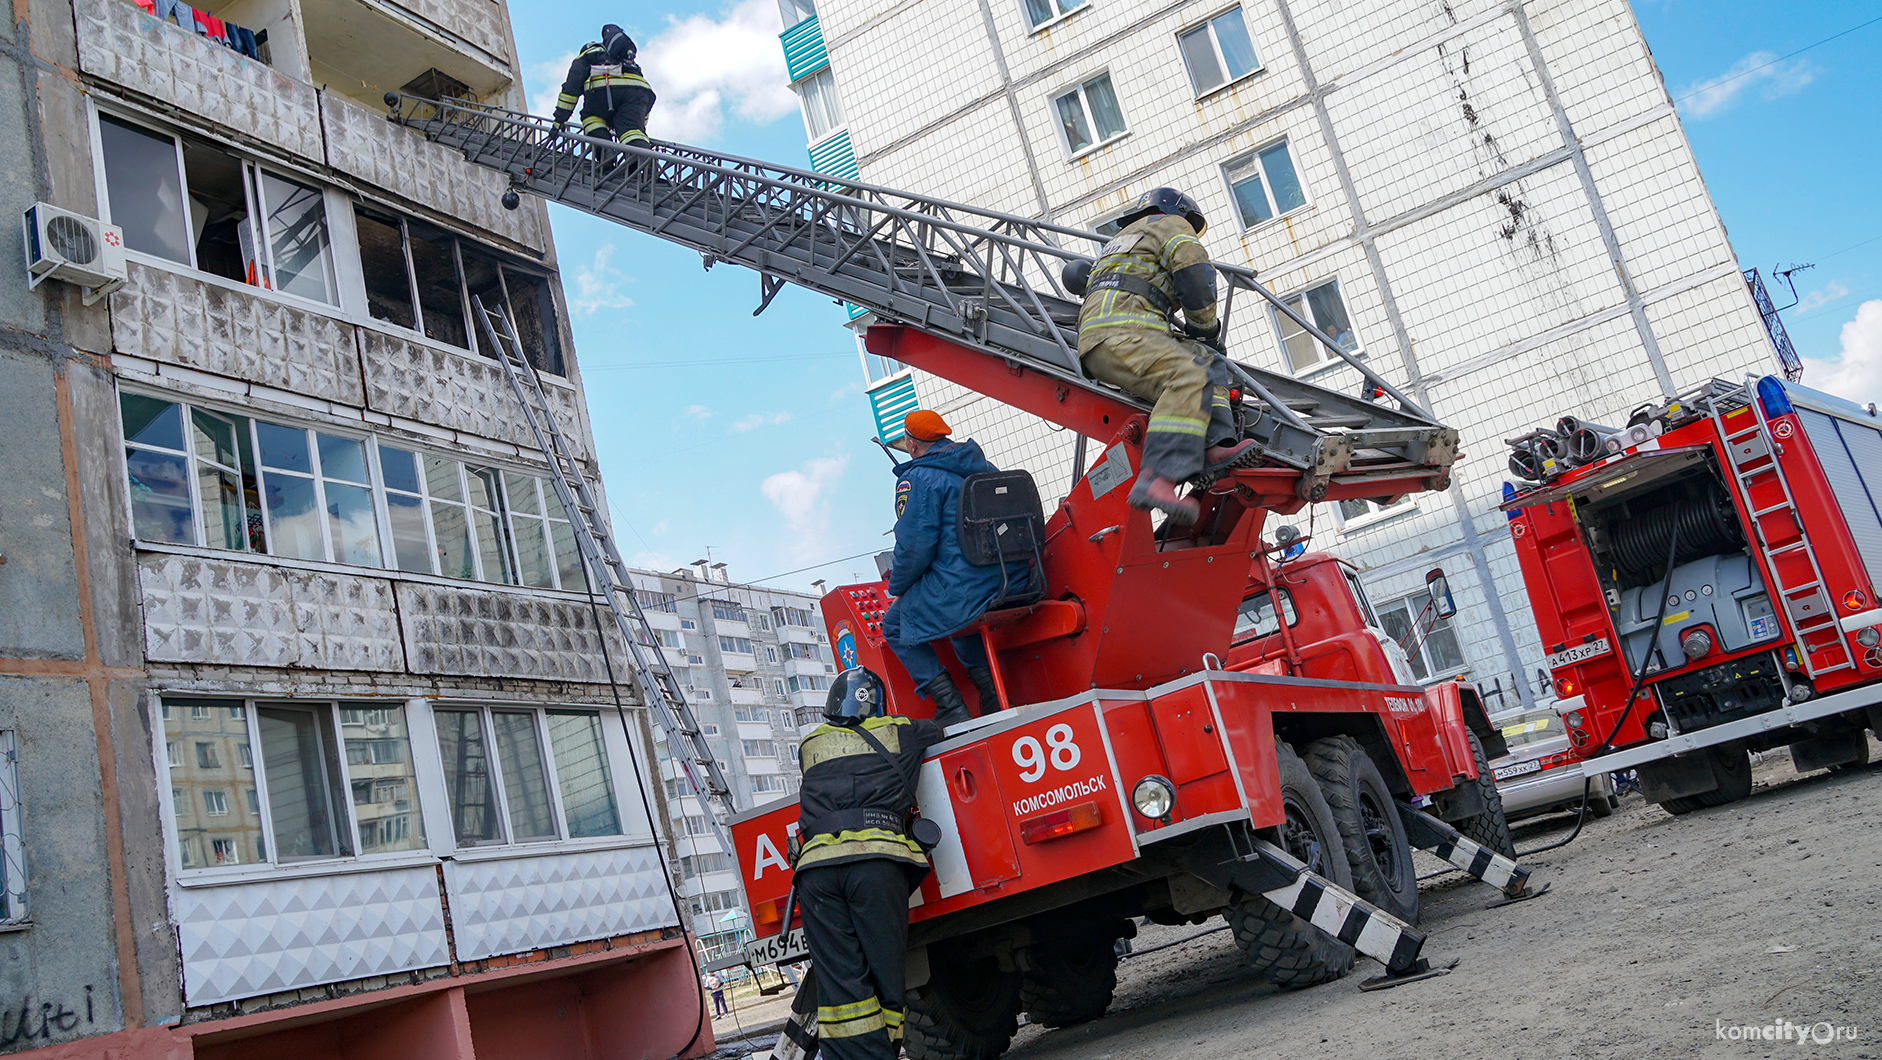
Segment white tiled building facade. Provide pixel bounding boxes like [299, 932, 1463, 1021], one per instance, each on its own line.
[782, 0, 1783, 710]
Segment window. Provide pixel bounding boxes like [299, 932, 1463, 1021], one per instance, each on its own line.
[1275, 280, 1359, 373]
[434, 706, 625, 847]
[751, 774, 788, 794]
[683, 814, 710, 836]
[750, 613, 771, 632]
[1054, 73, 1127, 155]
[351, 207, 564, 375]
[1378, 592, 1467, 682]
[1337, 495, 1413, 526]
[119, 392, 588, 587]
[719, 637, 754, 655]
[710, 601, 748, 623]
[797, 68, 846, 142]
[679, 851, 732, 878]
[764, 646, 780, 664]
[163, 698, 426, 870]
[1225, 140, 1305, 228]
[681, 619, 699, 631]
[733, 706, 766, 723]
[97, 114, 337, 304]
[1231, 588, 1297, 645]
[777, 0, 815, 26]
[637, 589, 678, 613]
[773, 607, 816, 627]
[1180, 8, 1261, 95]
[786, 674, 830, 693]
[784, 642, 824, 662]
[1023, 0, 1083, 29]
[741, 740, 776, 759]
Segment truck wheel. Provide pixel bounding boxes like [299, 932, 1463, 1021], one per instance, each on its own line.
[1227, 741, 1356, 990]
[1450, 727, 1517, 859]
[905, 946, 1020, 1060]
[1017, 931, 1120, 1028]
[1587, 791, 1614, 818]
[1303, 735, 1420, 924]
[1694, 742, 1752, 806]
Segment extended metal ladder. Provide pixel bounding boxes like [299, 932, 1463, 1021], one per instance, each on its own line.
[471, 294, 740, 853]
[387, 95, 1459, 484]
[1705, 378, 1855, 678]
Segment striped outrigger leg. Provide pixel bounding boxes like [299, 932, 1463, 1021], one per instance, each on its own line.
[771, 1007, 818, 1060]
[1258, 862, 1426, 974]
[1396, 804, 1533, 898]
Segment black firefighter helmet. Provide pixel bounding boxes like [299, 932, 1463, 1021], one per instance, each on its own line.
[825, 666, 887, 724]
[600, 23, 636, 61]
[1118, 187, 1207, 235]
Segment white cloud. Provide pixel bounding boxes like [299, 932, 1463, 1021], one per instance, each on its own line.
[1676, 51, 1818, 119]
[1794, 280, 1849, 315]
[569, 243, 634, 315]
[827, 380, 864, 406]
[684, 404, 714, 420]
[631, 549, 682, 572]
[1802, 299, 1882, 406]
[732, 411, 794, 433]
[761, 454, 849, 558]
[527, 0, 797, 145]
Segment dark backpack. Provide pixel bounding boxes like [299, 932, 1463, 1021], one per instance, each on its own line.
[955, 470, 1045, 608]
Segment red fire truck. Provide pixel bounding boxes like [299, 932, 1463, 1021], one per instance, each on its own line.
[732, 328, 1536, 1060]
[1503, 375, 1882, 815]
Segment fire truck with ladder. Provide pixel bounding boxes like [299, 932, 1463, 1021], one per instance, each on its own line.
[1503, 376, 1882, 815]
[383, 96, 1544, 1060]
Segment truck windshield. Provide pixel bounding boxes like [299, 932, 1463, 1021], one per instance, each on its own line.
[1233, 588, 1296, 643]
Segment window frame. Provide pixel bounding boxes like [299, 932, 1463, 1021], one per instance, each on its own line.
[116, 386, 587, 591]
[1378, 591, 1469, 684]
[89, 104, 344, 312]
[0, 731, 27, 924]
[430, 704, 638, 851]
[1051, 71, 1129, 159]
[1222, 137, 1309, 232]
[1270, 278, 1362, 376]
[1022, 0, 1086, 33]
[796, 66, 847, 146]
[1334, 493, 1416, 532]
[1178, 5, 1264, 97]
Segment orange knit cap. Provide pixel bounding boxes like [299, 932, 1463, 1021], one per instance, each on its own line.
[903, 409, 951, 441]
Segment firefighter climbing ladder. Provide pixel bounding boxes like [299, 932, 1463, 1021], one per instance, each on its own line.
[387, 94, 1458, 486]
[1704, 379, 1856, 679]
[472, 294, 740, 855]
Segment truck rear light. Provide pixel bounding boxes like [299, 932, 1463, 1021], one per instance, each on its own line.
[1844, 590, 1868, 611]
[755, 897, 782, 925]
[1564, 710, 1584, 729]
[1555, 678, 1576, 697]
[1019, 800, 1104, 844]
[1857, 627, 1880, 649]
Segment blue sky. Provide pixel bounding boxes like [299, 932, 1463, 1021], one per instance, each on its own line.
[506, 1, 1882, 594]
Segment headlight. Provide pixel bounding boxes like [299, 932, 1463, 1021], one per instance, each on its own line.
[1131, 775, 1175, 820]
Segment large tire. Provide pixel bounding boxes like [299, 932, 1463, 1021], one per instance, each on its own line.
[1227, 740, 1356, 989]
[1017, 930, 1119, 1028]
[1302, 735, 1420, 924]
[904, 947, 1020, 1060]
[1451, 727, 1517, 858]
[1695, 741, 1752, 806]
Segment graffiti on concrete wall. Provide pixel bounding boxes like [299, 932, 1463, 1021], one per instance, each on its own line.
[0, 985, 95, 1049]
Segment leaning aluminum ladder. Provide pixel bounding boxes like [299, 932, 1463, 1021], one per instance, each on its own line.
[471, 293, 739, 855]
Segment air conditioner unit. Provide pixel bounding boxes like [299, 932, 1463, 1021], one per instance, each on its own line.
[23, 202, 127, 305]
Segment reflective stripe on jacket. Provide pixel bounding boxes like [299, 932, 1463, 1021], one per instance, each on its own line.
[795, 715, 944, 872]
[1076, 213, 1216, 354]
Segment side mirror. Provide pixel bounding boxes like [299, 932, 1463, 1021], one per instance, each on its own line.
[1426, 568, 1457, 619]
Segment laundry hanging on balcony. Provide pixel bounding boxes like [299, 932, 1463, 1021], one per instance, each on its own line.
[137, 0, 263, 60]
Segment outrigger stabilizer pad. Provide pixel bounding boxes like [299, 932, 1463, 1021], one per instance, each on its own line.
[1395, 802, 1544, 902]
[1487, 879, 1552, 908]
[1360, 957, 1460, 992]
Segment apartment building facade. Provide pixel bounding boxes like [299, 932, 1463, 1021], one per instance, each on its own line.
[0, 0, 709, 1054]
[629, 564, 832, 966]
[783, 0, 1787, 710]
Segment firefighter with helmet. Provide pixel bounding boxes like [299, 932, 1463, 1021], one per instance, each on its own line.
[552, 24, 657, 155]
[1069, 188, 1258, 524]
[793, 667, 946, 1059]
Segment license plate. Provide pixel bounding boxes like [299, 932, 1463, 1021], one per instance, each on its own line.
[745, 927, 808, 966]
[1547, 638, 1611, 670]
[1494, 759, 1542, 781]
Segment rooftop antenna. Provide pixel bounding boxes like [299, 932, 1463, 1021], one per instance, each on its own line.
[1770, 262, 1815, 311]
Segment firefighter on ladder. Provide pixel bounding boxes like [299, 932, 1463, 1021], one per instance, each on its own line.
[1067, 188, 1259, 525]
[551, 24, 656, 161]
[792, 667, 945, 1059]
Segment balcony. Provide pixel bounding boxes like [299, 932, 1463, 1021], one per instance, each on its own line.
[301, 0, 514, 115]
[728, 686, 764, 706]
[76, 0, 322, 160]
[357, 326, 588, 460]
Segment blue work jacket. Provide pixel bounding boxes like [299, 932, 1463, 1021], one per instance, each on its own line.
[885, 439, 1024, 644]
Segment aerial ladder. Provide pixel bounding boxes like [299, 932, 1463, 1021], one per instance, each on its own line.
[385, 93, 1461, 835]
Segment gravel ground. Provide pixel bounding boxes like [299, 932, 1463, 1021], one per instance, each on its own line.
[1005, 741, 1882, 1060]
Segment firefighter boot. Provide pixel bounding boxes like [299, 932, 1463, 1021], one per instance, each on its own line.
[965, 665, 1003, 714]
[922, 673, 972, 728]
[1200, 439, 1263, 477]
[1128, 475, 1200, 525]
